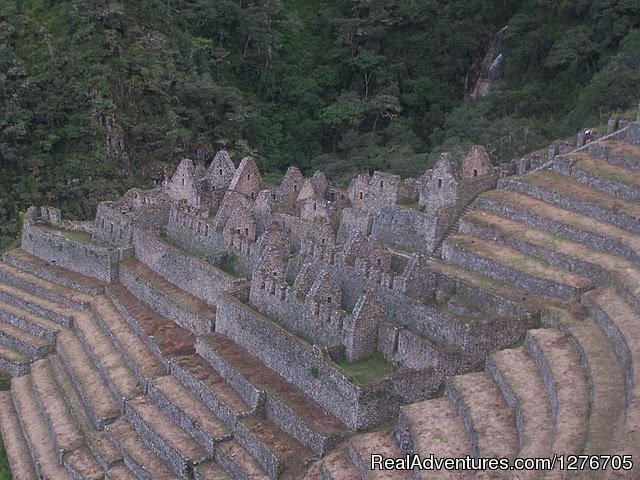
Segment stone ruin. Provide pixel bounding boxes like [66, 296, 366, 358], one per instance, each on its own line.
[0, 112, 638, 478]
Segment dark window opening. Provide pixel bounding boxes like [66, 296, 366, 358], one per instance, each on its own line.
[219, 168, 223, 175]
[359, 192, 363, 199]
[437, 179, 443, 188]
[473, 169, 478, 177]
[380, 180, 384, 188]
[327, 296, 332, 304]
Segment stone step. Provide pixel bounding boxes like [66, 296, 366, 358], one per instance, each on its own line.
[106, 284, 196, 366]
[460, 209, 640, 285]
[105, 463, 138, 480]
[120, 258, 216, 334]
[321, 446, 360, 480]
[349, 430, 412, 480]
[49, 353, 122, 469]
[0, 343, 31, 377]
[10, 374, 74, 480]
[30, 358, 103, 479]
[0, 262, 87, 309]
[0, 318, 52, 358]
[170, 353, 251, 430]
[148, 374, 231, 455]
[445, 371, 518, 460]
[486, 346, 554, 462]
[555, 152, 640, 201]
[443, 234, 593, 300]
[548, 311, 626, 456]
[524, 329, 590, 455]
[90, 294, 167, 383]
[587, 139, 640, 173]
[197, 333, 348, 455]
[396, 397, 471, 480]
[124, 395, 209, 478]
[477, 189, 640, 264]
[499, 170, 640, 233]
[193, 460, 232, 480]
[214, 439, 270, 480]
[105, 419, 181, 480]
[236, 414, 311, 479]
[55, 331, 120, 429]
[3, 248, 105, 295]
[0, 390, 38, 480]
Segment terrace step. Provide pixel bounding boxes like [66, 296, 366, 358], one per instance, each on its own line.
[0, 390, 38, 480]
[171, 353, 251, 430]
[148, 374, 231, 455]
[0, 297, 61, 342]
[11, 374, 74, 480]
[588, 139, 640, 172]
[120, 258, 216, 334]
[197, 333, 349, 454]
[105, 463, 138, 480]
[30, 358, 103, 479]
[555, 152, 640, 201]
[56, 331, 120, 429]
[549, 313, 626, 456]
[105, 419, 181, 480]
[459, 209, 640, 284]
[321, 446, 360, 480]
[3, 248, 105, 295]
[124, 395, 209, 478]
[0, 262, 87, 309]
[237, 414, 311, 479]
[71, 307, 143, 405]
[90, 294, 167, 383]
[524, 329, 590, 455]
[0, 343, 31, 377]
[349, 430, 412, 480]
[476, 189, 640, 264]
[445, 371, 518, 460]
[49, 354, 122, 469]
[0, 281, 74, 328]
[193, 460, 231, 480]
[107, 284, 196, 365]
[486, 347, 553, 462]
[442, 234, 593, 300]
[0, 318, 51, 358]
[499, 170, 640, 233]
[397, 397, 471, 480]
[215, 439, 270, 480]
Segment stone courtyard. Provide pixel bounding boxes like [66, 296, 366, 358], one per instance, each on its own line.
[0, 113, 639, 478]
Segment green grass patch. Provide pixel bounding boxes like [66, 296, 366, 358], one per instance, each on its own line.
[0, 375, 10, 479]
[0, 374, 10, 391]
[338, 352, 392, 385]
[0, 437, 10, 480]
[57, 229, 93, 244]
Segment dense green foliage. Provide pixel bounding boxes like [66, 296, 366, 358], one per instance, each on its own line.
[1, 0, 639, 250]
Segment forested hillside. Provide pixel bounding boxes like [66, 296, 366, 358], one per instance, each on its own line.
[1, 0, 639, 249]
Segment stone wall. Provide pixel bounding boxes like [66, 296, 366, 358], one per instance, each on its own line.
[214, 290, 434, 430]
[21, 208, 132, 283]
[133, 228, 241, 306]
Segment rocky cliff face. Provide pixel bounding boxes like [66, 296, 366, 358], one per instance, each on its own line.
[465, 26, 507, 100]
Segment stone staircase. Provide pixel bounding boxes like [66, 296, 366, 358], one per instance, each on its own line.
[0, 248, 352, 479]
[397, 127, 640, 479]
